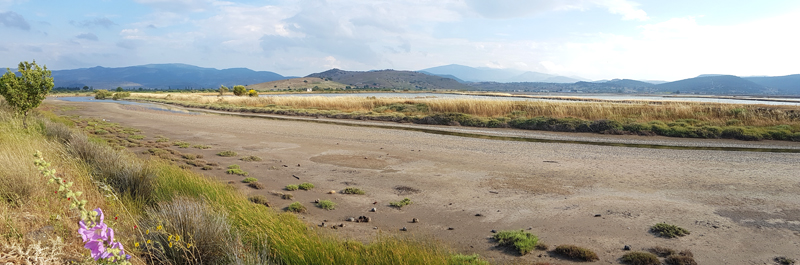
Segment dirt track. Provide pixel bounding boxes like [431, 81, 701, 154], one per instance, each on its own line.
[51, 99, 800, 264]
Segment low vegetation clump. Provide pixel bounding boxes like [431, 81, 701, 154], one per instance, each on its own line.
[155, 136, 169, 143]
[248, 195, 270, 207]
[242, 177, 258, 183]
[240, 155, 262, 162]
[285, 184, 299, 191]
[247, 182, 265, 189]
[492, 230, 539, 255]
[173, 141, 190, 148]
[217, 150, 237, 157]
[651, 223, 690, 238]
[225, 164, 248, 176]
[774, 257, 795, 265]
[343, 187, 366, 195]
[298, 182, 315, 190]
[390, 198, 413, 208]
[317, 200, 336, 210]
[128, 134, 145, 140]
[648, 246, 676, 257]
[664, 250, 697, 265]
[554, 245, 599, 262]
[192, 144, 210, 149]
[279, 192, 294, 200]
[287, 201, 307, 213]
[448, 254, 490, 265]
[621, 251, 660, 265]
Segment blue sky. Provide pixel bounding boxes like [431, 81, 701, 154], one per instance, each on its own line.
[1, 0, 799, 81]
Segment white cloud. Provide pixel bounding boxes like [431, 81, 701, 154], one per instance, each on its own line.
[133, 0, 210, 12]
[463, 0, 648, 21]
[600, 0, 648, 21]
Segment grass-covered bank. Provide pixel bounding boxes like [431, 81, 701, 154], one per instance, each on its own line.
[130, 93, 800, 141]
[0, 101, 487, 264]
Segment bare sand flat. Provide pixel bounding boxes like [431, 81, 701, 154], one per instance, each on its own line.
[51, 99, 800, 264]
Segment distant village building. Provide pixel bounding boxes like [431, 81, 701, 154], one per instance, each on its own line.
[306, 88, 313, 92]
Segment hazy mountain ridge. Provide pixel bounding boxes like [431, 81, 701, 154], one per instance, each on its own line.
[51, 63, 286, 89]
[306, 69, 470, 90]
[419, 64, 584, 83]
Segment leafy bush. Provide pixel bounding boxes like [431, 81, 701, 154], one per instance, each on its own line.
[217, 150, 237, 157]
[286, 202, 306, 213]
[448, 254, 489, 265]
[247, 182, 264, 189]
[192, 144, 210, 149]
[553, 245, 599, 261]
[94, 89, 114, 99]
[621, 251, 659, 265]
[317, 200, 336, 210]
[129, 135, 145, 140]
[285, 185, 299, 191]
[648, 246, 676, 257]
[651, 223, 690, 238]
[390, 198, 413, 208]
[225, 165, 248, 176]
[242, 177, 258, 183]
[182, 154, 197, 160]
[240, 155, 262, 162]
[492, 230, 539, 255]
[298, 182, 314, 190]
[173, 141, 190, 148]
[665, 254, 698, 265]
[280, 193, 294, 200]
[343, 187, 365, 195]
[247, 89, 258, 97]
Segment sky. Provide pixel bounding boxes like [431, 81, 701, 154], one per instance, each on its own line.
[1, 0, 799, 81]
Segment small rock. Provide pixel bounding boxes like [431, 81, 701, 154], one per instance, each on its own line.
[623, 245, 631, 251]
[373, 201, 378, 204]
[412, 218, 419, 223]
[339, 224, 345, 228]
[400, 227, 407, 231]
[370, 208, 377, 212]
[293, 175, 300, 179]
[320, 223, 326, 227]
[447, 227, 454, 230]
[527, 227, 532, 230]
[346, 217, 355, 222]
[323, 219, 328, 222]
[490, 229, 497, 233]
[357, 216, 371, 223]
[314, 199, 320, 203]
[373, 227, 378, 229]
[594, 214, 602, 217]
[297, 164, 300, 167]
[475, 213, 483, 217]
[328, 190, 336, 194]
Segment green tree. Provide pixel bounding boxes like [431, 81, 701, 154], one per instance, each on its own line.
[232, 85, 246, 96]
[219, 85, 229, 96]
[247, 89, 258, 97]
[116, 86, 123, 92]
[0, 61, 55, 128]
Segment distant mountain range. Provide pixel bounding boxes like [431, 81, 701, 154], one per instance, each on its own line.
[33, 62, 800, 95]
[419, 64, 587, 83]
[51, 63, 285, 89]
[306, 69, 469, 90]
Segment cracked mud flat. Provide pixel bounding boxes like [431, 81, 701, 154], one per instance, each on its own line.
[51, 99, 800, 264]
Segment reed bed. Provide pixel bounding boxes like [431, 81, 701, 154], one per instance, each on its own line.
[132, 93, 800, 127]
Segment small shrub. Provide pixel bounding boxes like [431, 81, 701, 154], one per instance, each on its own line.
[155, 136, 169, 143]
[217, 150, 237, 157]
[390, 198, 413, 208]
[665, 254, 698, 265]
[774, 257, 795, 265]
[94, 129, 109, 135]
[226, 168, 248, 176]
[129, 135, 145, 140]
[247, 182, 264, 189]
[317, 200, 336, 210]
[648, 246, 676, 257]
[280, 193, 294, 200]
[248, 195, 270, 207]
[342, 187, 365, 195]
[227, 164, 240, 169]
[651, 223, 690, 238]
[242, 177, 258, 183]
[449, 254, 490, 265]
[621, 251, 660, 265]
[286, 202, 306, 213]
[192, 144, 211, 149]
[201, 165, 213, 170]
[173, 141, 190, 148]
[493, 230, 539, 255]
[554, 245, 599, 262]
[240, 155, 262, 162]
[285, 185, 299, 191]
[298, 182, 314, 190]
[182, 154, 197, 160]
[535, 243, 548, 250]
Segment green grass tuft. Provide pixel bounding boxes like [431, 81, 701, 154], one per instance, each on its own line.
[286, 201, 307, 213]
[492, 230, 539, 255]
[242, 177, 258, 183]
[343, 187, 365, 195]
[298, 182, 314, 190]
[240, 155, 262, 162]
[448, 254, 490, 265]
[651, 223, 690, 238]
[173, 141, 190, 148]
[390, 198, 413, 208]
[316, 200, 336, 210]
[217, 150, 237, 157]
[285, 185, 299, 191]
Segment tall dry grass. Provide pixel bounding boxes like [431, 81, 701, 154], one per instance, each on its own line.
[132, 93, 800, 127]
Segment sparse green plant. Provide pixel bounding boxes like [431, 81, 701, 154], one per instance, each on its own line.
[621, 251, 660, 265]
[248, 195, 270, 207]
[554, 245, 599, 262]
[129, 135, 145, 140]
[665, 254, 698, 265]
[390, 198, 413, 208]
[94, 129, 109, 135]
[280, 193, 294, 200]
[648, 246, 676, 257]
[242, 177, 258, 183]
[201, 165, 213, 170]
[226, 165, 248, 176]
[228, 164, 240, 169]
[192, 144, 210, 149]
[286, 201, 306, 213]
[240, 155, 262, 162]
[285, 185, 299, 191]
[651, 223, 690, 238]
[182, 154, 197, 160]
[173, 141, 190, 148]
[298, 182, 314, 190]
[217, 150, 237, 157]
[247, 182, 264, 189]
[492, 230, 539, 255]
[317, 200, 336, 210]
[155, 136, 169, 143]
[342, 187, 365, 195]
[774, 257, 795, 265]
[449, 254, 490, 265]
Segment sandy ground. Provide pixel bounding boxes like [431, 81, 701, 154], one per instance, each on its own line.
[50, 99, 800, 264]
